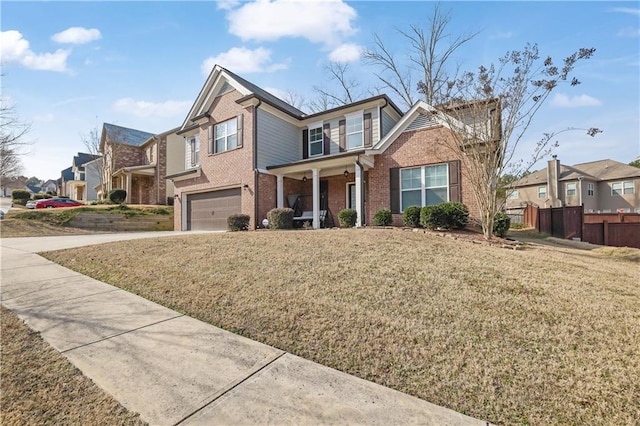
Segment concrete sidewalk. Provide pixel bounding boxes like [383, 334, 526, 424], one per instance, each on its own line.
[1, 232, 488, 425]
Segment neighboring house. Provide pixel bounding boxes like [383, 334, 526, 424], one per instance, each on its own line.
[168, 65, 480, 231]
[506, 157, 640, 213]
[1, 176, 29, 197]
[59, 167, 74, 197]
[99, 123, 175, 205]
[26, 185, 41, 194]
[65, 152, 101, 202]
[41, 179, 58, 194]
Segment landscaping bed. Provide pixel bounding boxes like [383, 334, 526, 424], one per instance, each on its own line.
[41, 229, 640, 424]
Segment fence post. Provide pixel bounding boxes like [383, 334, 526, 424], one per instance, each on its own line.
[580, 204, 584, 241]
[603, 220, 609, 246]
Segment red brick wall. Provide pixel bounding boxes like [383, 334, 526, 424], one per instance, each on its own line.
[367, 126, 476, 226]
[173, 90, 255, 230]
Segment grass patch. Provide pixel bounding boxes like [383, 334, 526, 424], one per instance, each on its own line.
[41, 229, 640, 425]
[0, 218, 97, 237]
[593, 246, 640, 263]
[0, 306, 145, 425]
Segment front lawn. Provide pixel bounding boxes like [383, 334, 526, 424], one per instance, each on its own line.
[41, 229, 640, 424]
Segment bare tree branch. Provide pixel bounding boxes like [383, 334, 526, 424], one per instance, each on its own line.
[0, 95, 32, 179]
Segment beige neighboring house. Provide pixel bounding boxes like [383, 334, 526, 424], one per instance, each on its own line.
[99, 123, 176, 205]
[506, 157, 640, 213]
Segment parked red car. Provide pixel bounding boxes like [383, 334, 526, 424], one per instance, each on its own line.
[35, 198, 83, 209]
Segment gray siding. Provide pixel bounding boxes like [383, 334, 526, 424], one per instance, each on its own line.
[85, 161, 100, 201]
[257, 108, 301, 168]
[381, 109, 397, 136]
[404, 113, 438, 132]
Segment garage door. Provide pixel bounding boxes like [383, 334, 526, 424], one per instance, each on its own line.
[186, 188, 242, 231]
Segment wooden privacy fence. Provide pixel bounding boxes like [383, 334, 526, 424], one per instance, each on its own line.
[522, 204, 640, 249]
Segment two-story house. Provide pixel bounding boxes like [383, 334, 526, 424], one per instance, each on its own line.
[65, 152, 101, 202]
[506, 157, 640, 213]
[99, 123, 175, 205]
[168, 65, 479, 231]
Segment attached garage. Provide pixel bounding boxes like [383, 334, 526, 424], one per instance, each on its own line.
[186, 188, 241, 231]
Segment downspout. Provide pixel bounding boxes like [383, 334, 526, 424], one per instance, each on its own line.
[253, 99, 262, 229]
[355, 155, 364, 226]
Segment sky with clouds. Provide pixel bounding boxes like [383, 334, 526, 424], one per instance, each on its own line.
[1, 1, 638, 180]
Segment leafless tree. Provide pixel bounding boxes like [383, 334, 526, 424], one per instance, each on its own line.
[0, 96, 31, 180]
[81, 124, 109, 198]
[280, 90, 307, 112]
[433, 43, 599, 239]
[364, 4, 478, 110]
[311, 62, 363, 112]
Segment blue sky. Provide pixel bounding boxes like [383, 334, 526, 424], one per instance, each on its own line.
[2, 1, 639, 181]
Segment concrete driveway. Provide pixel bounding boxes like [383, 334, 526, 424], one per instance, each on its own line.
[1, 232, 488, 425]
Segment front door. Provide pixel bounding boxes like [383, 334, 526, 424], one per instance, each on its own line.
[320, 180, 329, 210]
[347, 182, 366, 224]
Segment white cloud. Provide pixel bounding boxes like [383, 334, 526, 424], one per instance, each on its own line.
[227, 0, 357, 47]
[490, 31, 514, 40]
[52, 27, 102, 44]
[217, 0, 240, 10]
[612, 7, 640, 15]
[201, 46, 288, 75]
[329, 43, 362, 63]
[0, 30, 70, 72]
[551, 93, 602, 108]
[113, 98, 191, 118]
[617, 27, 640, 38]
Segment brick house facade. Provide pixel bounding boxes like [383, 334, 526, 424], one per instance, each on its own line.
[168, 66, 483, 231]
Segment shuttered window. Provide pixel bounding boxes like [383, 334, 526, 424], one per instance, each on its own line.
[399, 163, 449, 211]
[308, 122, 323, 156]
[188, 135, 200, 167]
[215, 117, 238, 153]
[346, 113, 363, 149]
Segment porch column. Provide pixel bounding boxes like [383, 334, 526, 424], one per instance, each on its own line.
[355, 162, 363, 227]
[125, 173, 132, 204]
[312, 168, 320, 229]
[276, 174, 284, 208]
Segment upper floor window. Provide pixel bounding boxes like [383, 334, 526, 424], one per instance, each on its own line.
[566, 182, 576, 196]
[309, 124, 323, 157]
[612, 181, 634, 196]
[538, 186, 547, 199]
[346, 113, 363, 149]
[400, 163, 449, 211]
[148, 146, 154, 164]
[587, 183, 594, 196]
[188, 135, 199, 167]
[508, 189, 519, 199]
[215, 117, 238, 153]
[80, 172, 85, 181]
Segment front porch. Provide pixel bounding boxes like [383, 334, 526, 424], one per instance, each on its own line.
[112, 164, 157, 204]
[266, 152, 374, 229]
[67, 180, 86, 202]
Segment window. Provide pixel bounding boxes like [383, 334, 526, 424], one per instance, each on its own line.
[188, 135, 200, 167]
[400, 164, 449, 211]
[309, 124, 323, 156]
[508, 190, 519, 199]
[346, 113, 363, 149]
[80, 172, 85, 181]
[587, 183, 594, 196]
[566, 182, 576, 196]
[612, 181, 634, 196]
[148, 146, 154, 163]
[215, 117, 238, 153]
[538, 186, 547, 199]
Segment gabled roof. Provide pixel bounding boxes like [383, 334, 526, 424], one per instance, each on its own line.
[515, 159, 640, 186]
[73, 152, 101, 168]
[366, 101, 465, 154]
[103, 123, 155, 147]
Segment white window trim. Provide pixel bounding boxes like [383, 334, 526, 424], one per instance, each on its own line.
[566, 182, 576, 196]
[214, 117, 238, 154]
[538, 186, 547, 199]
[587, 182, 594, 196]
[399, 164, 449, 212]
[308, 121, 323, 157]
[508, 189, 519, 199]
[611, 181, 634, 196]
[345, 111, 364, 150]
[187, 135, 200, 168]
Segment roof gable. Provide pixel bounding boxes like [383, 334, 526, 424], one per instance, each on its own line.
[514, 159, 640, 187]
[367, 101, 464, 154]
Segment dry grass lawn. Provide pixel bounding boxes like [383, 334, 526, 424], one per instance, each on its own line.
[0, 218, 96, 237]
[41, 229, 640, 425]
[0, 306, 145, 425]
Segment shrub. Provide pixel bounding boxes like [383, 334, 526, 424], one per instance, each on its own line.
[33, 193, 51, 200]
[227, 214, 250, 231]
[108, 189, 127, 204]
[493, 212, 511, 237]
[420, 202, 469, 230]
[338, 209, 357, 228]
[12, 199, 27, 206]
[402, 205, 422, 227]
[267, 208, 294, 230]
[373, 208, 393, 226]
[11, 189, 30, 201]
